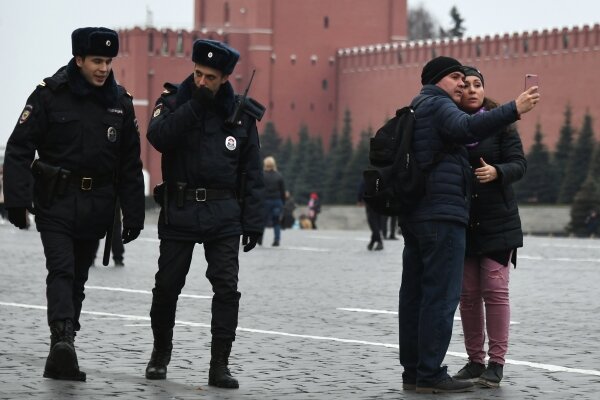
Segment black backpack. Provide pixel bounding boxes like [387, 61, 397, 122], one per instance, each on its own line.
[362, 95, 445, 217]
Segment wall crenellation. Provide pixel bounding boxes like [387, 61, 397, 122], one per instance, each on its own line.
[337, 24, 600, 69]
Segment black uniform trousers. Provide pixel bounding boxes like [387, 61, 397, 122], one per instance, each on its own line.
[150, 235, 241, 340]
[40, 231, 98, 331]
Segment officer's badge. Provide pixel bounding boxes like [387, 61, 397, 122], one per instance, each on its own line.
[225, 136, 237, 151]
[107, 127, 117, 142]
[208, 52, 213, 58]
[152, 104, 162, 118]
[19, 105, 33, 124]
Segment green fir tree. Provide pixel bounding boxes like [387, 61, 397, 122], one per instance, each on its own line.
[259, 121, 282, 160]
[515, 124, 556, 203]
[286, 125, 311, 200]
[568, 176, 600, 236]
[553, 104, 574, 203]
[558, 112, 596, 203]
[324, 109, 353, 204]
[339, 128, 371, 204]
[277, 137, 293, 176]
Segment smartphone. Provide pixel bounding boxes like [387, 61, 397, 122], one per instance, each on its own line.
[525, 74, 539, 91]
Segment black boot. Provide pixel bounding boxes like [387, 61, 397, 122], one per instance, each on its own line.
[145, 329, 173, 380]
[208, 338, 239, 389]
[43, 320, 86, 381]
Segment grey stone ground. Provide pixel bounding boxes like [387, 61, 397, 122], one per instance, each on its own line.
[1, 218, 599, 399]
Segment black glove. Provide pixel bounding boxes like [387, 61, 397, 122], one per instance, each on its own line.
[192, 85, 215, 109]
[242, 233, 260, 253]
[7, 207, 28, 229]
[122, 228, 141, 244]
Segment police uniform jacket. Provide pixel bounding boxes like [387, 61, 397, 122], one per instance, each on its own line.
[408, 85, 520, 226]
[147, 74, 264, 241]
[3, 59, 145, 239]
[466, 117, 526, 264]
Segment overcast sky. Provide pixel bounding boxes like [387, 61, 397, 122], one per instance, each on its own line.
[1, 0, 599, 146]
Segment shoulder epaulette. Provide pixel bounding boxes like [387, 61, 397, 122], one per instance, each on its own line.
[38, 80, 46, 88]
[162, 82, 179, 96]
[237, 95, 266, 121]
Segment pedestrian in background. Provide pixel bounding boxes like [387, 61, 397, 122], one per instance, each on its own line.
[2, 27, 145, 381]
[307, 192, 321, 229]
[381, 215, 399, 240]
[281, 190, 296, 230]
[451, 66, 526, 388]
[398, 56, 539, 394]
[145, 39, 264, 389]
[260, 156, 285, 246]
[358, 180, 383, 251]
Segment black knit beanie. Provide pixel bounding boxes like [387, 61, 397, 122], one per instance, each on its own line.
[421, 56, 463, 85]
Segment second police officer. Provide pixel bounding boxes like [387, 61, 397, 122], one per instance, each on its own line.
[2, 27, 145, 381]
[145, 39, 265, 388]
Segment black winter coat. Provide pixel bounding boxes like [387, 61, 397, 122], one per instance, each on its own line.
[3, 60, 145, 239]
[147, 75, 264, 241]
[466, 122, 526, 258]
[408, 85, 520, 225]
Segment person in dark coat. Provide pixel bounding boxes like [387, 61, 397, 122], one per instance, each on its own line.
[2, 27, 145, 381]
[260, 156, 285, 246]
[145, 39, 265, 389]
[452, 67, 526, 388]
[398, 56, 540, 394]
[357, 180, 383, 250]
[281, 190, 296, 229]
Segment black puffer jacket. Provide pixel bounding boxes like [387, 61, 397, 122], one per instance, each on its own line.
[465, 118, 526, 257]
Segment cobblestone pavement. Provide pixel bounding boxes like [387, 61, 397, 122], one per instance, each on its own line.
[1, 222, 600, 399]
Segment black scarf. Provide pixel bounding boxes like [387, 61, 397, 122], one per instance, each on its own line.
[66, 57, 119, 107]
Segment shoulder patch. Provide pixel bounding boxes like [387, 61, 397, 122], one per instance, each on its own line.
[152, 104, 163, 118]
[19, 105, 33, 124]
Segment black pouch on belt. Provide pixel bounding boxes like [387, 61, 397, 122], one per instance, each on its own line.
[31, 160, 71, 205]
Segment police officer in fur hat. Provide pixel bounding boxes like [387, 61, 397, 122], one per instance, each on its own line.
[145, 39, 265, 388]
[3, 27, 145, 381]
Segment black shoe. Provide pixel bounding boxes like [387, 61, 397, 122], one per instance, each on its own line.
[114, 260, 124, 267]
[374, 241, 383, 251]
[367, 240, 375, 251]
[478, 362, 503, 388]
[416, 376, 474, 394]
[145, 344, 173, 380]
[208, 338, 239, 389]
[402, 371, 416, 391]
[43, 320, 86, 382]
[453, 361, 486, 381]
[272, 240, 279, 247]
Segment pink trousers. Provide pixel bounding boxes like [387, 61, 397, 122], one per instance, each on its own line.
[459, 255, 511, 365]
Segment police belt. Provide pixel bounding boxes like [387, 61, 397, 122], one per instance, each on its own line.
[69, 172, 114, 191]
[174, 188, 236, 202]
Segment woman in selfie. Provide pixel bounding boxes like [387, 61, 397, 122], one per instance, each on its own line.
[452, 66, 527, 388]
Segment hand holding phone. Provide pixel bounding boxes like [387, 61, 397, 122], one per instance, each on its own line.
[525, 74, 539, 91]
